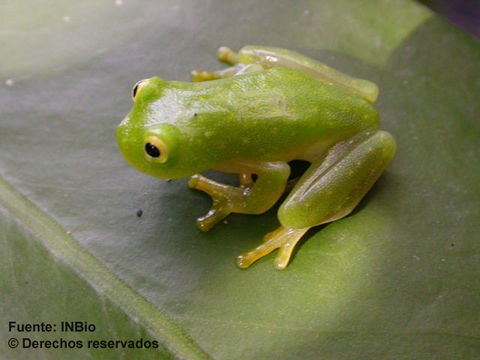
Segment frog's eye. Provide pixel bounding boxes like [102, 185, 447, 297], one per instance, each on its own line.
[132, 80, 147, 102]
[144, 136, 168, 163]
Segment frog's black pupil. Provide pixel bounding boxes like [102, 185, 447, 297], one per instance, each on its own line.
[132, 84, 139, 99]
[145, 143, 161, 158]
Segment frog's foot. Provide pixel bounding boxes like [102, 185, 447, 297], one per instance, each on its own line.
[188, 174, 236, 231]
[237, 226, 310, 270]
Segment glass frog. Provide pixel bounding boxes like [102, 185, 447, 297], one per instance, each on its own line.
[117, 45, 396, 270]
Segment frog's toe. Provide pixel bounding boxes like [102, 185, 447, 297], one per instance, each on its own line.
[217, 46, 238, 65]
[188, 174, 215, 193]
[236, 253, 256, 269]
[236, 226, 309, 269]
[189, 174, 238, 230]
[188, 174, 201, 189]
[236, 239, 274, 268]
[188, 174, 227, 198]
[190, 69, 218, 82]
[273, 242, 297, 270]
[196, 202, 232, 232]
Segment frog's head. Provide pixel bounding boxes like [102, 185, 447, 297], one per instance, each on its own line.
[117, 77, 205, 179]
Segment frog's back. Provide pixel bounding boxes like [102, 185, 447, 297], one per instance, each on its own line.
[173, 67, 380, 162]
[223, 68, 379, 158]
[230, 67, 378, 126]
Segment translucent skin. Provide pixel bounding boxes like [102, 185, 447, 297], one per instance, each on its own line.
[117, 46, 396, 269]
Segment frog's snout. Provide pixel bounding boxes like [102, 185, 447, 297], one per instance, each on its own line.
[116, 119, 134, 157]
[118, 115, 130, 128]
[116, 121, 126, 144]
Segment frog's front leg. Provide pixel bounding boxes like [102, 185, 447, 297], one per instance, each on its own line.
[238, 130, 396, 269]
[191, 46, 264, 82]
[216, 46, 239, 65]
[238, 173, 254, 188]
[188, 161, 290, 231]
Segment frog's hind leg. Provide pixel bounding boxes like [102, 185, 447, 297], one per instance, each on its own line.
[237, 45, 379, 103]
[237, 226, 310, 270]
[191, 46, 263, 82]
[238, 130, 396, 269]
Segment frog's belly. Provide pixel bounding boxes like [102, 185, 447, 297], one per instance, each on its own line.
[230, 119, 367, 163]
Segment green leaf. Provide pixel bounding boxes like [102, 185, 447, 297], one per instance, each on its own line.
[1, 0, 479, 359]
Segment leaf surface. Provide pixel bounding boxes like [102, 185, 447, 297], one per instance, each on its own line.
[1, 1, 479, 359]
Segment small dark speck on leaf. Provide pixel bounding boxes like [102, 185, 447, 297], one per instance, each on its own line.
[451, 243, 455, 247]
[194, 113, 198, 116]
[136, 209, 143, 217]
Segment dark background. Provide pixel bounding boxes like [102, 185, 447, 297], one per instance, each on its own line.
[420, 0, 480, 37]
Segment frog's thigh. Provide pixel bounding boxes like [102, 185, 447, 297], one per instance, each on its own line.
[237, 45, 378, 103]
[278, 130, 396, 229]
